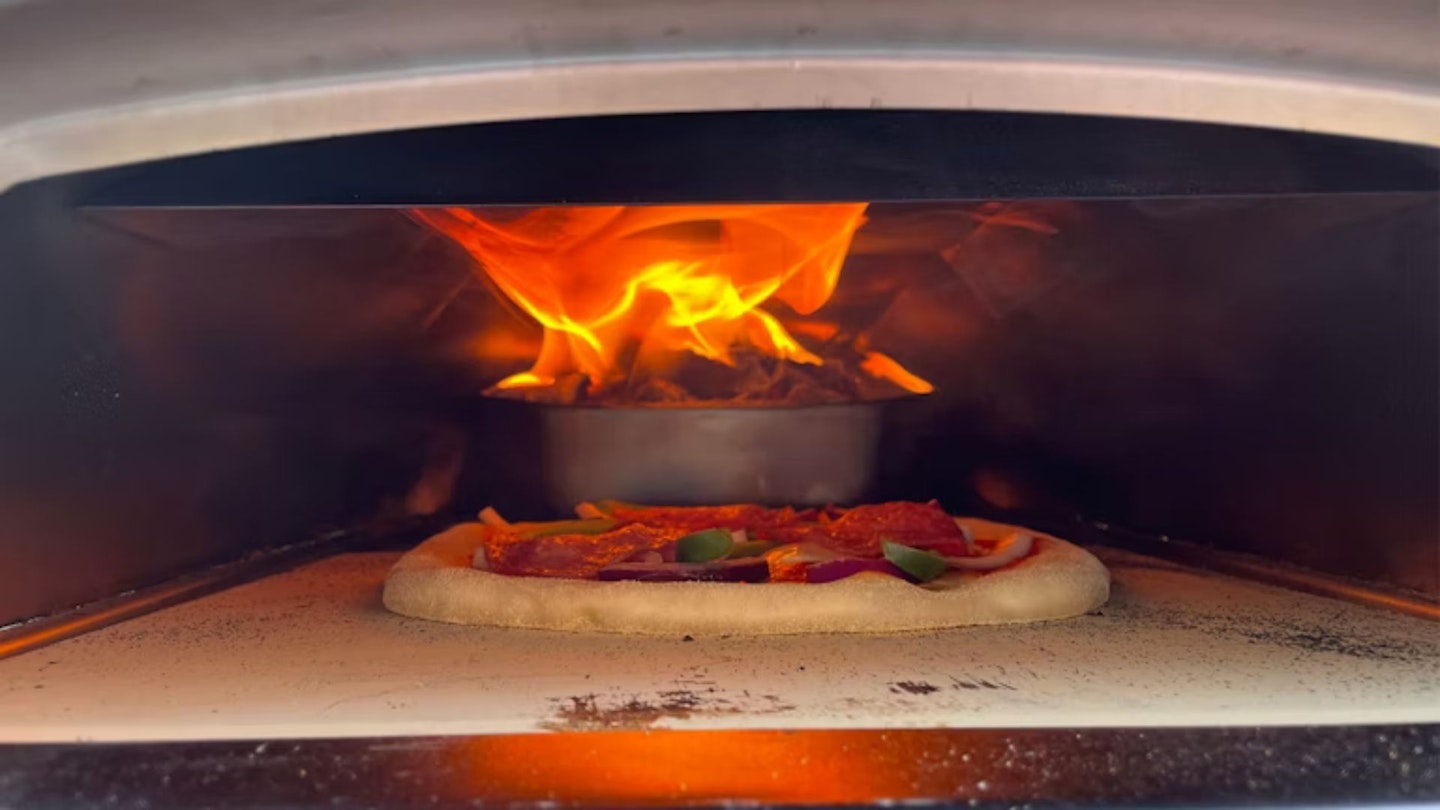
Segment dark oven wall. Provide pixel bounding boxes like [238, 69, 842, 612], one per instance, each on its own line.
[0, 111, 1436, 627]
[870, 195, 1439, 597]
[0, 183, 479, 625]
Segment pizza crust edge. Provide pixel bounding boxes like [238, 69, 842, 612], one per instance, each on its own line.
[382, 517, 1110, 635]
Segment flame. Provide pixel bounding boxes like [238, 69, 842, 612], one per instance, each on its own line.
[413, 204, 931, 399]
[859, 350, 934, 394]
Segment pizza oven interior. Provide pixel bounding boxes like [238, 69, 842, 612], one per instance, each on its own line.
[0, 111, 1437, 804]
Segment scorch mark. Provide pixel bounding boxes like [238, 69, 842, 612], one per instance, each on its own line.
[542, 690, 793, 731]
[889, 680, 940, 695]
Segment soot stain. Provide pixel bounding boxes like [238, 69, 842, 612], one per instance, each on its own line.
[1136, 608, 1430, 664]
[889, 680, 940, 695]
[1234, 625, 1423, 662]
[950, 677, 1017, 692]
[543, 690, 793, 731]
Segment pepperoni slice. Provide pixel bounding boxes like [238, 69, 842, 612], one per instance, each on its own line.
[815, 501, 966, 557]
[483, 524, 682, 579]
[608, 504, 809, 542]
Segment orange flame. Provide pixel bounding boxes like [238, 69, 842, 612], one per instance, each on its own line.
[859, 350, 934, 395]
[413, 204, 931, 399]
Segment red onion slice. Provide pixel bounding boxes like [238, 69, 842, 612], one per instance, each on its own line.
[478, 506, 510, 527]
[619, 546, 675, 564]
[805, 558, 917, 584]
[597, 557, 770, 583]
[943, 531, 1034, 570]
[955, 521, 977, 554]
[768, 542, 847, 565]
[574, 502, 606, 520]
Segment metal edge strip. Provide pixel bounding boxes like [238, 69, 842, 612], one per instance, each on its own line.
[1, 724, 1435, 806]
[1062, 520, 1440, 622]
[0, 540, 337, 662]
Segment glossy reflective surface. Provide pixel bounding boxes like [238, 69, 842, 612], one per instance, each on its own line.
[2, 726, 1437, 807]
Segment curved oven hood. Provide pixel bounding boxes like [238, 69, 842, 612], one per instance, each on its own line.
[0, 0, 1436, 191]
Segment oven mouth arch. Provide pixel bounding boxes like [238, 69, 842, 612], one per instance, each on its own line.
[4, 52, 1437, 198]
[51, 107, 1439, 210]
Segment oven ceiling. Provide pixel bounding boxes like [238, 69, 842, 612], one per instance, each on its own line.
[71, 111, 1440, 207]
[0, 0, 1437, 192]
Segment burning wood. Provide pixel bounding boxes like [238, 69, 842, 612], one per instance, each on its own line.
[411, 204, 932, 406]
[498, 345, 917, 407]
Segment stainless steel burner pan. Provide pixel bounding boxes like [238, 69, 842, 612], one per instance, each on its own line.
[538, 401, 893, 509]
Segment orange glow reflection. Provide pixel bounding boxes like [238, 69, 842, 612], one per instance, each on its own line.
[412, 205, 933, 399]
[451, 729, 978, 804]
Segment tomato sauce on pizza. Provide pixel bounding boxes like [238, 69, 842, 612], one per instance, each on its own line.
[385, 501, 1110, 634]
[475, 500, 1029, 585]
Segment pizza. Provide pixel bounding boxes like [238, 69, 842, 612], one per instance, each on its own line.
[382, 500, 1109, 634]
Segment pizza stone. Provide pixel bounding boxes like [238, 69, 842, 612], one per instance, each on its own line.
[382, 517, 1110, 635]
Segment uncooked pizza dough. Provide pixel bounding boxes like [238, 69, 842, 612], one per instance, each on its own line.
[382, 517, 1110, 635]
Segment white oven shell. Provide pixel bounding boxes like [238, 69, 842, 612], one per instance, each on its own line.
[0, 0, 1436, 193]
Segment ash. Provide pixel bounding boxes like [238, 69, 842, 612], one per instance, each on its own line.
[490, 346, 909, 407]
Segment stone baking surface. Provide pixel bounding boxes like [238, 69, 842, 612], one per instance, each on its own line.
[0, 548, 1436, 742]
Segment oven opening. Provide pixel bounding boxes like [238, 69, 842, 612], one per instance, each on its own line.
[0, 110, 1435, 802]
